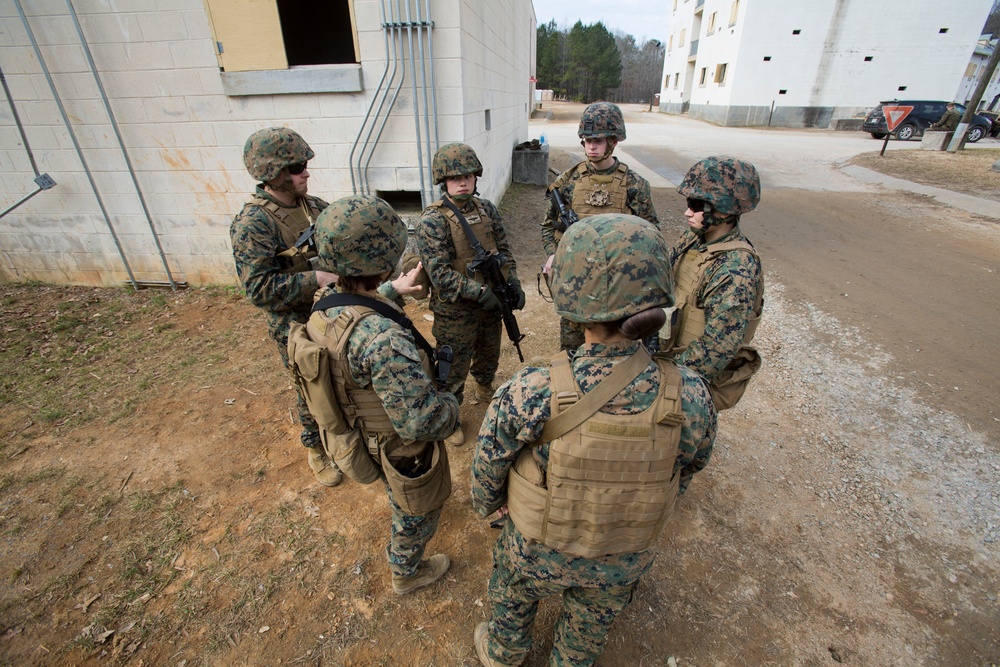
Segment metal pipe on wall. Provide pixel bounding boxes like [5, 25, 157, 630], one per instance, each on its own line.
[423, 0, 440, 150]
[412, 0, 434, 206]
[362, 0, 408, 193]
[0, 64, 57, 218]
[65, 0, 177, 291]
[403, 0, 428, 206]
[13, 0, 139, 289]
[350, 0, 394, 194]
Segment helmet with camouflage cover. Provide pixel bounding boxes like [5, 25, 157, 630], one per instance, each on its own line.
[578, 102, 626, 140]
[432, 143, 483, 185]
[677, 156, 760, 223]
[243, 127, 314, 182]
[551, 214, 673, 323]
[315, 195, 407, 276]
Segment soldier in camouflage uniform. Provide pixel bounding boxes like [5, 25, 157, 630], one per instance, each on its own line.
[541, 102, 660, 352]
[471, 214, 717, 666]
[664, 156, 763, 385]
[310, 195, 460, 594]
[416, 143, 524, 447]
[230, 127, 342, 486]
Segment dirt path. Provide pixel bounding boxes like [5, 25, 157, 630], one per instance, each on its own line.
[0, 148, 997, 665]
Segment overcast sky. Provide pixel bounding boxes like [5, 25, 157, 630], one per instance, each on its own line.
[533, 0, 670, 45]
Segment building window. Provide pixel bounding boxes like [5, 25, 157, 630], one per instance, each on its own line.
[939, 28, 948, 33]
[680, 28, 686, 47]
[965, 63, 977, 78]
[206, 0, 358, 72]
[729, 0, 740, 26]
[674, 72, 680, 89]
[715, 63, 728, 85]
[699, 67, 708, 86]
[668, 34, 674, 51]
[792, 29, 801, 35]
[665, 74, 670, 88]
[898, 86, 907, 91]
[763, 56, 771, 61]
[707, 12, 717, 34]
[485, 109, 492, 131]
[864, 56, 873, 62]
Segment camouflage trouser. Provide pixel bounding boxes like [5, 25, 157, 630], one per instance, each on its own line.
[431, 299, 502, 404]
[384, 480, 442, 578]
[483, 527, 639, 666]
[272, 323, 321, 450]
[559, 317, 585, 352]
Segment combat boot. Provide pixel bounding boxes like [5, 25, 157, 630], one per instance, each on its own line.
[475, 621, 513, 667]
[445, 421, 465, 447]
[473, 380, 495, 403]
[306, 446, 342, 487]
[391, 553, 450, 594]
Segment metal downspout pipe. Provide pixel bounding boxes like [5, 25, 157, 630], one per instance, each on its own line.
[405, 0, 433, 207]
[13, 0, 139, 289]
[423, 0, 440, 151]
[65, 0, 178, 290]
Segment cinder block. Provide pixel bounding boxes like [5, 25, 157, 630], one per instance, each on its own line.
[512, 144, 548, 185]
[920, 131, 951, 150]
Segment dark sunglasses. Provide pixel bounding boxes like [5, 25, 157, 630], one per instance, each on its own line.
[287, 162, 308, 175]
[686, 198, 711, 213]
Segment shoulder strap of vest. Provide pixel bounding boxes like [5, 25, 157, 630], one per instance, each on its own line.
[441, 197, 486, 255]
[312, 292, 436, 360]
[533, 347, 653, 446]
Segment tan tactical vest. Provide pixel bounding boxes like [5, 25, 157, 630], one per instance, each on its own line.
[570, 161, 630, 217]
[669, 240, 763, 353]
[303, 302, 451, 514]
[428, 198, 506, 284]
[247, 194, 320, 274]
[506, 351, 685, 559]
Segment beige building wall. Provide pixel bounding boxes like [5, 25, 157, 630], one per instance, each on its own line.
[0, 0, 535, 287]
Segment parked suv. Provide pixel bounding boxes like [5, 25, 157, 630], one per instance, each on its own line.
[862, 100, 993, 143]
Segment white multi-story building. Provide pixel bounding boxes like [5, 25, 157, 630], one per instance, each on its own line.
[0, 0, 536, 287]
[956, 35, 1000, 111]
[658, 0, 994, 128]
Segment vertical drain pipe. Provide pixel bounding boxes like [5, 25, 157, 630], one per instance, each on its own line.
[350, 0, 393, 194]
[423, 0, 440, 150]
[362, 0, 407, 192]
[403, 0, 429, 207]
[14, 0, 139, 289]
[413, 0, 434, 205]
[65, 0, 177, 291]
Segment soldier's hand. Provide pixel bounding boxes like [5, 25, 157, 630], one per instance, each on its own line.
[392, 260, 429, 298]
[508, 278, 526, 310]
[541, 254, 555, 275]
[316, 271, 338, 287]
[476, 285, 501, 312]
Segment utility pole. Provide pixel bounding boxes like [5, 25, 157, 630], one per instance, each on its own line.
[948, 38, 1000, 152]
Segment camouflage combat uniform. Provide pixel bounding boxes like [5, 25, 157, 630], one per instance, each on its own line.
[542, 101, 659, 352]
[417, 144, 520, 404]
[472, 213, 716, 667]
[315, 287, 459, 576]
[667, 225, 763, 381]
[231, 185, 329, 449]
[928, 106, 961, 132]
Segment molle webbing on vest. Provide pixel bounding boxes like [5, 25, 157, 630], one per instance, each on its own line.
[307, 306, 397, 436]
[429, 198, 499, 280]
[249, 195, 319, 273]
[569, 161, 630, 218]
[507, 350, 685, 559]
[670, 239, 762, 352]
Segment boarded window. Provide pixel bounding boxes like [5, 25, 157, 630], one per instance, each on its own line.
[729, 0, 740, 26]
[707, 12, 717, 34]
[680, 28, 686, 47]
[204, 0, 359, 72]
[715, 63, 728, 85]
[699, 67, 707, 86]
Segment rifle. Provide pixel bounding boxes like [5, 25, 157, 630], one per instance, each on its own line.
[547, 186, 579, 232]
[441, 199, 526, 362]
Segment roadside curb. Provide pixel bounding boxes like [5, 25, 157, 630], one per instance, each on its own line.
[837, 162, 1000, 220]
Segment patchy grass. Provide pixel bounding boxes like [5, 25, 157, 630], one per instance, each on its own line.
[849, 147, 1000, 202]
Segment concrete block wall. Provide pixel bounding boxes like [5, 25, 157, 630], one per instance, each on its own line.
[0, 0, 533, 287]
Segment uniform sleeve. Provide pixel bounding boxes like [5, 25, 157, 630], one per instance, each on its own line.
[362, 326, 460, 442]
[674, 368, 718, 494]
[470, 368, 551, 516]
[540, 174, 573, 257]
[626, 172, 660, 228]
[416, 206, 482, 302]
[675, 251, 762, 380]
[230, 206, 318, 313]
[483, 199, 518, 282]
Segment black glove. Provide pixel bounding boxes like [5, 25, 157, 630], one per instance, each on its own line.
[508, 278, 526, 311]
[476, 285, 501, 312]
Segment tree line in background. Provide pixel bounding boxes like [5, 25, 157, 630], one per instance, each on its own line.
[536, 20, 666, 104]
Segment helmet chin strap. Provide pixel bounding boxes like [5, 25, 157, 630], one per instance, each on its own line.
[581, 138, 618, 164]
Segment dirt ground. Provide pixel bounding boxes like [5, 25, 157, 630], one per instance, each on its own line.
[1, 140, 998, 666]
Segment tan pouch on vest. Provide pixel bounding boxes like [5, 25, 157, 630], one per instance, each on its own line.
[324, 428, 381, 485]
[288, 321, 349, 434]
[380, 440, 452, 515]
[709, 346, 762, 411]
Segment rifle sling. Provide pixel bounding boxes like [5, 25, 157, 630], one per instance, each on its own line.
[533, 347, 654, 446]
[312, 292, 436, 360]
